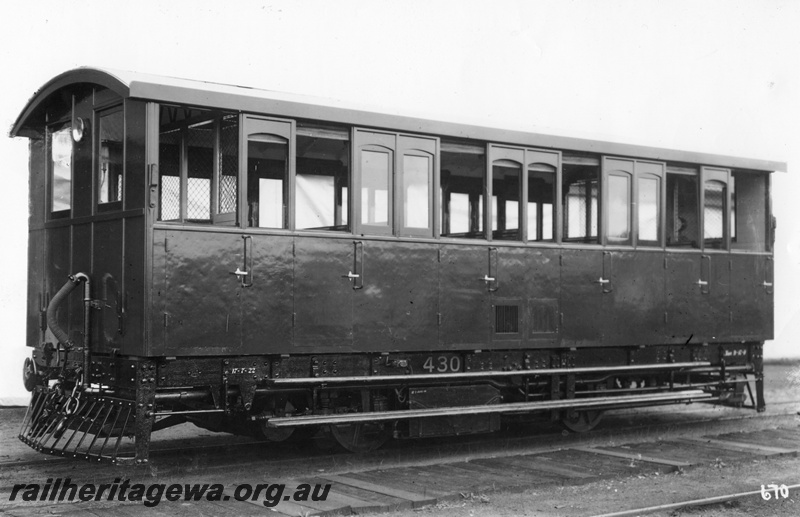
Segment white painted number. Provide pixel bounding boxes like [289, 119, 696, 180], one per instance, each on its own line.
[761, 484, 789, 500]
[423, 356, 461, 373]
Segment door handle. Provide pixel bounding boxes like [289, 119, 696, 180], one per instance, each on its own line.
[231, 267, 249, 277]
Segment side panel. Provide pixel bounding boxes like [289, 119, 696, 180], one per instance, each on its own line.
[92, 219, 124, 353]
[353, 240, 439, 352]
[124, 100, 148, 212]
[730, 254, 773, 340]
[70, 223, 92, 343]
[560, 249, 603, 347]
[241, 234, 294, 354]
[150, 229, 168, 356]
[705, 254, 731, 340]
[46, 227, 72, 342]
[293, 237, 353, 352]
[439, 245, 491, 350]
[27, 138, 47, 349]
[120, 100, 148, 355]
[602, 250, 665, 345]
[122, 216, 146, 355]
[491, 246, 560, 349]
[163, 229, 243, 355]
[665, 253, 703, 343]
[71, 95, 94, 220]
[27, 228, 46, 349]
[526, 248, 561, 347]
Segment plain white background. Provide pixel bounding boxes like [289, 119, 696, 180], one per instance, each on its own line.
[1, 0, 798, 404]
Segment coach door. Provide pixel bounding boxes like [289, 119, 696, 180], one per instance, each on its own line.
[665, 167, 730, 342]
[488, 147, 561, 349]
[240, 116, 295, 354]
[601, 158, 666, 346]
[729, 171, 773, 340]
[559, 153, 602, 347]
[439, 244, 492, 349]
[352, 130, 440, 352]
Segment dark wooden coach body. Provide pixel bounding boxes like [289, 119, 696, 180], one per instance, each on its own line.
[12, 68, 782, 463]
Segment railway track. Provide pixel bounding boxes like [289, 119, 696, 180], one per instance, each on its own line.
[591, 483, 800, 517]
[1, 400, 797, 473]
[1, 399, 798, 516]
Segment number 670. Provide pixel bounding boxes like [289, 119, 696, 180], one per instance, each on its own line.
[761, 484, 789, 500]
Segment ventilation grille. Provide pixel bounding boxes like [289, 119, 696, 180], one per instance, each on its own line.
[495, 305, 519, 334]
[530, 299, 559, 333]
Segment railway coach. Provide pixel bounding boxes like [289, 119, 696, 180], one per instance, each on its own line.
[11, 68, 782, 463]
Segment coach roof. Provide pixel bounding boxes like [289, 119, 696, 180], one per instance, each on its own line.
[11, 67, 787, 173]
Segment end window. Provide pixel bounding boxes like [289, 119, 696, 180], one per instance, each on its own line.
[51, 126, 73, 214]
[98, 108, 124, 206]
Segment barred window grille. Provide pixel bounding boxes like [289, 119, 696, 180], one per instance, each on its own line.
[160, 176, 180, 220]
[218, 116, 239, 214]
[186, 124, 213, 220]
[159, 129, 181, 221]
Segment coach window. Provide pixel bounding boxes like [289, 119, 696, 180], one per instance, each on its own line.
[562, 153, 599, 243]
[157, 106, 240, 224]
[491, 161, 521, 240]
[527, 150, 559, 242]
[702, 167, 730, 250]
[245, 117, 293, 229]
[440, 140, 486, 238]
[666, 166, 699, 248]
[354, 130, 436, 237]
[295, 124, 350, 230]
[186, 121, 214, 221]
[400, 152, 433, 236]
[606, 173, 632, 245]
[731, 171, 768, 252]
[97, 108, 123, 208]
[638, 175, 660, 245]
[216, 115, 239, 225]
[635, 161, 664, 247]
[360, 148, 392, 233]
[490, 147, 523, 241]
[50, 125, 73, 215]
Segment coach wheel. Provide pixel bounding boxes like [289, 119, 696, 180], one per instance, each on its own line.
[257, 423, 296, 442]
[329, 422, 391, 453]
[562, 409, 604, 433]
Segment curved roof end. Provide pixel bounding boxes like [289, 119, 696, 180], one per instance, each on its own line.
[10, 67, 131, 138]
